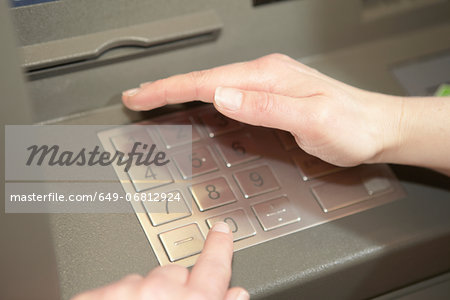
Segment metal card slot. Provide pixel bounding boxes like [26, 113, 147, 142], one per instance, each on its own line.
[21, 10, 222, 72]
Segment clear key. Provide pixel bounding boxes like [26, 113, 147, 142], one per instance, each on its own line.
[159, 224, 204, 262]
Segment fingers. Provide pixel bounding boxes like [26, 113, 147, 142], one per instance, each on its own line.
[188, 222, 234, 299]
[146, 264, 189, 286]
[122, 61, 255, 110]
[71, 274, 143, 300]
[122, 54, 320, 111]
[213, 86, 316, 132]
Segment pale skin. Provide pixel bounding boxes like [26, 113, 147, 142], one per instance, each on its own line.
[72, 222, 249, 300]
[75, 53, 450, 300]
[123, 53, 450, 175]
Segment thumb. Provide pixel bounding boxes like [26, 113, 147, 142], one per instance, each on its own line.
[213, 87, 306, 132]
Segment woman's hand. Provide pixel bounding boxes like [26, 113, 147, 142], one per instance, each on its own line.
[122, 54, 402, 167]
[122, 53, 450, 174]
[71, 222, 249, 300]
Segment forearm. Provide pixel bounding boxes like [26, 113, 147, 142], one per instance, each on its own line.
[374, 94, 450, 175]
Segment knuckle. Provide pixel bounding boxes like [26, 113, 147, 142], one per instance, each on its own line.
[314, 105, 332, 126]
[252, 92, 276, 116]
[301, 103, 332, 140]
[251, 54, 292, 82]
[267, 53, 291, 61]
[252, 54, 277, 70]
[189, 70, 209, 83]
[188, 70, 210, 99]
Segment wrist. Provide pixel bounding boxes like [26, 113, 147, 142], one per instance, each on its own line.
[368, 94, 450, 172]
[362, 92, 408, 165]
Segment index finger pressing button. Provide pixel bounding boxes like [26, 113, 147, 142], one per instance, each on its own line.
[206, 209, 256, 241]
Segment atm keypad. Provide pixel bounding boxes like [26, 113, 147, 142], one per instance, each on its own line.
[99, 105, 405, 267]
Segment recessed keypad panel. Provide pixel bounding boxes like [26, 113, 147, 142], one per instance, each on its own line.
[98, 105, 406, 267]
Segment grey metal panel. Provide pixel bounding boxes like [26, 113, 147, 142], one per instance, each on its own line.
[11, 0, 450, 122]
[22, 10, 222, 71]
[7, 1, 450, 299]
[0, 1, 60, 300]
[375, 272, 450, 300]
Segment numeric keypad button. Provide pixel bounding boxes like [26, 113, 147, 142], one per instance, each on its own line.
[216, 133, 260, 167]
[311, 169, 393, 213]
[173, 146, 218, 179]
[189, 177, 236, 211]
[206, 209, 256, 241]
[128, 165, 173, 192]
[158, 224, 204, 262]
[199, 111, 243, 138]
[233, 165, 280, 198]
[292, 152, 342, 181]
[157, 119, 200, 149]
[143, 190, 191, 226]
[252, 196, 300, 231]
[111, 129, 153, 155]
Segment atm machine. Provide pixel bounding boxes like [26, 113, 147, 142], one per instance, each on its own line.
[1, 0, 450, 299]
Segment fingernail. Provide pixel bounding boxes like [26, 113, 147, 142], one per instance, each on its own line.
[236, 290, 250, 300]
[212, 221, 230, 234]
[214, 87, 242, 111]
[122, 88, 140, 97]
[139, 81, 152, 88]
